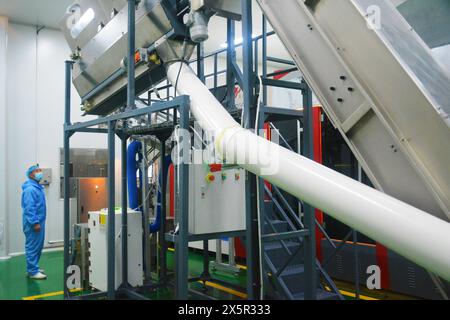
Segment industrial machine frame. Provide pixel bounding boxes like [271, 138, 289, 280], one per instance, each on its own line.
[62, 0, 363, 301]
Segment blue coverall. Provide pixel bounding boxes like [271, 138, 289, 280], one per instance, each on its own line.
[21, 179, 46, 276]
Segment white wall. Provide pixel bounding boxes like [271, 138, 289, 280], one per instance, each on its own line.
[2, 23, 124, 256]
[0, 16, 8, 259]
[0, 18, 293, 258]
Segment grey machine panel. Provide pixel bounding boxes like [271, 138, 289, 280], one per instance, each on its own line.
[321, 240, 445, 300]
[60, 0, 181, 115]
[257, 0, 450, 221]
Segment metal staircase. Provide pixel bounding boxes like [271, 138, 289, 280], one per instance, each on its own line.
[261, 183, 343, 300]
[256, 112, 343, 300]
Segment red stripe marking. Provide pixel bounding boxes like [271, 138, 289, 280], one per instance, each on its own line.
[376, 243, 391, 289]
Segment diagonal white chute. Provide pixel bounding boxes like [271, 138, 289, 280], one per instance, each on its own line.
[165, 61, 450, 282]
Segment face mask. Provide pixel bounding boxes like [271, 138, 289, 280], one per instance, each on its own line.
[34, 172, 43, 182]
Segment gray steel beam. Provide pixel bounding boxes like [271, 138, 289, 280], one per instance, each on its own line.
[63, 60, 74, 299]
[266, 56, 296, 66]
[302, 81, 317, 300]
[175, 103, 190, 300]
[261, 78, 306, 91]
[107, 121, 116, 300]
[65, 97, 189, 132]
[159, 140, 167, 283]
[241, 0, 260, 300]
[226, 19, 236, 109]
[165, 230, 246, 243]
[75, 128, 109, 134]
[262, 15, 268, 106]
[260, 107, 303, 121]
[262, 230, 309, 242]
[197, 43, 210, 280]
[121, 135, 129, 288]
[127, 0, 136, 109]
[141, 140, 152, 282]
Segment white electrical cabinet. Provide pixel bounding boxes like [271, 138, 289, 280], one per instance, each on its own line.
[188, 165, 246, 235]
[88, 210, 143, 291]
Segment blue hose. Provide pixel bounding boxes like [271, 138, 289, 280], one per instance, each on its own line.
[150, 155, 172, 233]
[127, 140, 171, 234]
[127, 140, 142, 211]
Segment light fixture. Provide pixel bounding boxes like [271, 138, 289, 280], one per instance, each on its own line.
[70, 8, 95, 39]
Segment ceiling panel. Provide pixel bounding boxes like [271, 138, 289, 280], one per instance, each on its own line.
[0, 0, 72, 29]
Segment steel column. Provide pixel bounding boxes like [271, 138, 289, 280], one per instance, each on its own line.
[63, 60, 74, 299]
[302, 81, 317, 300]
[262, 15, 268, 106]
[141, 140, 152, 281]
[197, 43, 205, 83]
[159, 139, 167, 283]
[197, 42, 210, 280]
[226, 19, 236, 109]
[107, 121, 116, 299]
[121, 135, 129, 288]
[127, 0, 136, 109]
[175, 103, 190, 299]
[241, 0, 260, 300]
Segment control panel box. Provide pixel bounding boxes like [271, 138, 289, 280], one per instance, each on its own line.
[39, 168, 52, 186]
[188, 165, 246, 235]
[88, 209, 143, 291]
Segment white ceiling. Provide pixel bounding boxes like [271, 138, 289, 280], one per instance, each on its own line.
[0, 0, 403, 62]
[0, 0, 72, 29]
[0, 0, 288, 60]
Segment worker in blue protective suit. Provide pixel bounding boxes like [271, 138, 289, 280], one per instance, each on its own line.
[21, 165, 47, 280]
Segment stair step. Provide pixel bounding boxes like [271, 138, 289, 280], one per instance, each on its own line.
[264, 241, 304, 269]
[292, 289, 340, 301]
[264, 220, 289, 233]
[264, 201, 278, 220]
[280, 264, 305, 277]
[279, 264, 306, 293]
[264, 239, 302, 250]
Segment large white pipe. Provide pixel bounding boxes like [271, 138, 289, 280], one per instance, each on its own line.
[167, 62, 450, 282]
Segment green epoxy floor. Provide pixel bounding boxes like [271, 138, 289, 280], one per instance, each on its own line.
[0, 249, 247, 300]
[0, 250, 64, 300]
[1, 249, 392, 301]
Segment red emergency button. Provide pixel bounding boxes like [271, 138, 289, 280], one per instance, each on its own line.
[205, 173, 215, 183]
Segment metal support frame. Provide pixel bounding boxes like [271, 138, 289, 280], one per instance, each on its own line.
[63, 84, 190, 300]
[210, 239, 241, 276]
[197, 43, 211, 282]
[107, 121, 116, 299]
[60, 0, 357, 302]
[254, 11, 325, 300]
[63, 60, 74, 299]
[140, 140, 152, 282]
[301, 82, 318, 300]
[158, 137, 168, 284]
[174, 102, 190, 300]
[241, 0, 261, 300]
[121, 134, 129, 289]
[62, 4, 190, 298]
